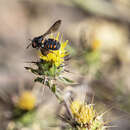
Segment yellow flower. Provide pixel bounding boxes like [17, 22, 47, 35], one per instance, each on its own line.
[39, 32, 69, 67]
[70, 101, 82, 115]
[70, 100, 96, 126]
[17, 91, 36, 110]
[91, 38, 101, 50]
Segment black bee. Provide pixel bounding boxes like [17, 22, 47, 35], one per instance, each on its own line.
[27, 20, 62, 55]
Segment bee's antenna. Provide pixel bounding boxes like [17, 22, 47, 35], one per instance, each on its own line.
[26, 39, 32, 49]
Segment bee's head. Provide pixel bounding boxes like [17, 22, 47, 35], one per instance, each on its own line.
[26, 36, 43, 49]
[32, 38, 37, 48]
[26, 38, 37, 49]
[32, 36, 43, 48]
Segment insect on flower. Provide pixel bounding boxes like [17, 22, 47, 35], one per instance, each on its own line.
[26, 20, 62, 56]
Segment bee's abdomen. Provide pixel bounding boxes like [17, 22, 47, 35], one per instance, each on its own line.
[44, 38, 60, 50]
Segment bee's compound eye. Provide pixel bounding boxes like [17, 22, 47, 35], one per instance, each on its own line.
[32, 42, 37, 48]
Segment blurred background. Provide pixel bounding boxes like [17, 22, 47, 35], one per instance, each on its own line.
[0, 0, 130, 129]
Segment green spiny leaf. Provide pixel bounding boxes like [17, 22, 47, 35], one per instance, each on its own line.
[46, 80, 51, 88]
[34, 77, 44, 83]
[49, 64, 56, 77]
[59, 77, 74, 84]
[63, 77, 74, 83]
[24, 67, 39, 75]
[51, 84, 56, 93]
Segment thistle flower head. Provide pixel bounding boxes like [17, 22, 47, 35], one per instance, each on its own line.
[70, 100, 106, 129]
[70, 101, 97, 127]
[91, 38, 101, 51]
[17, 91, 36, 110]
[39, 32, 69, 67]
[59, 97, 108, 130]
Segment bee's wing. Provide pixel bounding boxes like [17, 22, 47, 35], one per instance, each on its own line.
[26, 39, 32, 49]
[42, 19, 62, 38]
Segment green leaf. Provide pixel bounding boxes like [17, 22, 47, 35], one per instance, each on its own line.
[51, 84, 56, 93]
[45, 80, 51, 88]
[59, 77, 74, 84]
[63, 77, 74, 83]
[49, 64, 56, 77]
[24, 67, 39, 75]
[44, 71, 49, 76]
[34, 77, 44, 83]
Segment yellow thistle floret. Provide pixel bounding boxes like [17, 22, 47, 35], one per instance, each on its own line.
[39, 32, 68, 67]
[70, 100, 82, 115]
[17, 91, 36, 110]
[70, 101, 97, 127]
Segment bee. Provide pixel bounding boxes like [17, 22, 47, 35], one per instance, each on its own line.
[27, 20, 62, 55]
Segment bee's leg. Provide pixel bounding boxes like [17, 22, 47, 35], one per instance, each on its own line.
[44, 48, 57, 56]
[40, 48, 57, 56]
[40, 48, 49, 56]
